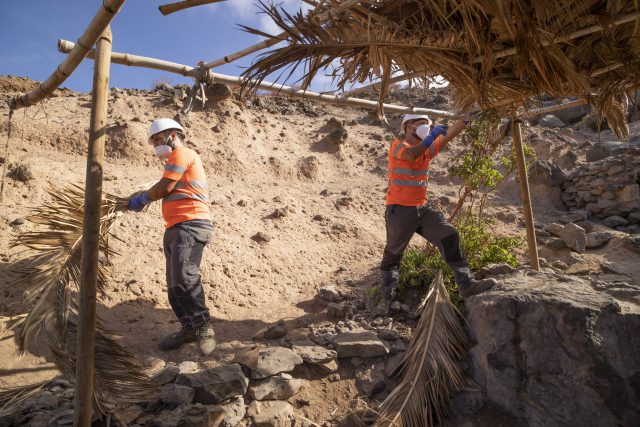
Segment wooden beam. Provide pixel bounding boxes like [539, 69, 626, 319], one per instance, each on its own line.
[511, 115, 540, 272]
[10, 0, 125, 110]
[73, 25, 112, 427]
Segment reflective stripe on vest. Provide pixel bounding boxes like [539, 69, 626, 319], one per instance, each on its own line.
[392, 168, 429, 177]
[164, 192, 209, 202]
[391, 179, 427, 187]
[189, 179, 208, 189]
[173, 180, 209, 191]
[165, 163, 186, 174]
[393, 143, 404, 157]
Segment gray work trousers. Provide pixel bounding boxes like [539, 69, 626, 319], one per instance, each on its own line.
[380, 203, 474, 300]
[163, 219, 214, 328]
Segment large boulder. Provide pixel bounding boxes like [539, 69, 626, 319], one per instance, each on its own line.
[542, 99, 589, 123]
[538, 114, 565, 128]
[465, 269, 640, 427]
[527, 160, 567, 186]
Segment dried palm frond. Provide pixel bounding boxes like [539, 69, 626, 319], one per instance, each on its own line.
[241, 0, 640, 138]
[374, 271, 471, 427]
[0, 380, 49, 419]
[52, 309, 158, 414]
[0, 313, 26, 341]
[11, 185, 125, 352]
[6, 185, 155, 416]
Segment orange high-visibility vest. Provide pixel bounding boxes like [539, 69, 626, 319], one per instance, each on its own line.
[385, 136, 442, 206]
[161, 146, 211, 228]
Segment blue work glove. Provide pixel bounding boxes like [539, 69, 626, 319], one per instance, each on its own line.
[421, 125, 448, 148]
[128, 191, 150, 212]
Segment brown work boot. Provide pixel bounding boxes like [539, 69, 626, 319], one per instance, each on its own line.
[459, 278, 498, 300]
[158, 325, 197, 351]
[196, 321, 216, 356]
[374, 299, 392, 317]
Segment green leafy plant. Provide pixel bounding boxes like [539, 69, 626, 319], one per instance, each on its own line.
[448, 110, 536, 221]
[397, 212, 521, 308]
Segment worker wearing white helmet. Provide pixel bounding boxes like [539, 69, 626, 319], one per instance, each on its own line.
[127, 118, 216, 355]
[376, 113, 497, 315]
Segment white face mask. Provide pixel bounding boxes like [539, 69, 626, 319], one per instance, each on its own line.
[154, 144, 172, 159]
[415, 124, 431, 140]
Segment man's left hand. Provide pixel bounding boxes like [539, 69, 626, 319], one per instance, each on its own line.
[430, 125, 448, 138]
[128, 191, 151, 212]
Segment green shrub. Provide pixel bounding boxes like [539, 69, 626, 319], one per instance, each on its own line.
[397, 213, 521, 306]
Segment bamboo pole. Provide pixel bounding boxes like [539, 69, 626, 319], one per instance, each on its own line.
[511, 115, 540, 272]
[10, 0, 125, 110]
[58, 40, 629, 120]
[74, 26, 112, 427]
[159, 0, 226, 16]
[202, 0, 362, 69]
[58, 39, 194, 77]
[57, 39, 457, 118]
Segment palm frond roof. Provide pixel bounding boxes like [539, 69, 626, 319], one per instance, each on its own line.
[242, 0, 640, 137]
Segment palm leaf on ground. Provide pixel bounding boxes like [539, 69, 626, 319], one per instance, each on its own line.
[4, 185, 156, 417]
[374, 271, 471, 427]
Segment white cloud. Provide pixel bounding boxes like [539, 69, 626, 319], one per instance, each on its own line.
[225, 0, 256, 20]
[258, 12, 282, 35]
[309, 72, 337, 92]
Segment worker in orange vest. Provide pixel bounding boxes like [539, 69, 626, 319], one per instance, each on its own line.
[377, 114, 497, 315]
[128, 118, 216, 355]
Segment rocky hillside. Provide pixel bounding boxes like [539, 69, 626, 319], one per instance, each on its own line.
[0, 76, 639, 426]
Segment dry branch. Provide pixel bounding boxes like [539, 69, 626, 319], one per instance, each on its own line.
[8, 185, 155, 417]
[57, 40, 630, 124]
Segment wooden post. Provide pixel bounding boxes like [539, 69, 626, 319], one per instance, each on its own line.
[74, 25, 112, 427]
[511, 115, 540, 271]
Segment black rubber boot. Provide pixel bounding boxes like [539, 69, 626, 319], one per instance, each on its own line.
[158, 325, 197, 351]
[459, 278, 498, 300]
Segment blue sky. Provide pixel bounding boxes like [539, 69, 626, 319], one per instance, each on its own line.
[0, 0, 341, 92]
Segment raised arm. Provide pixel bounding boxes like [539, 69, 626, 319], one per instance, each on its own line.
[399, 120, 467, 161]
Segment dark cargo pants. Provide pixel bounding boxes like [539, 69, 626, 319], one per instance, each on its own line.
[163, 219, 214, 328]
[380, 203, 474, 300]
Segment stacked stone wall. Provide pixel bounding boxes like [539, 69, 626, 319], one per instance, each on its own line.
[561, 148, 640, 227]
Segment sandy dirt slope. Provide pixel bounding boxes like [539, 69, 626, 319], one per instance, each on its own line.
[1, 76, 637, 423]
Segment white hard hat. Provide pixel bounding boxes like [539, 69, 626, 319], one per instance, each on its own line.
[148, 118, 184, 144]
[400, 114, 432, 133]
